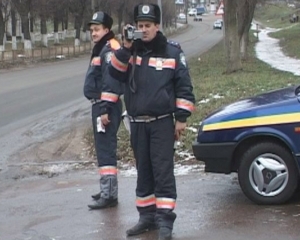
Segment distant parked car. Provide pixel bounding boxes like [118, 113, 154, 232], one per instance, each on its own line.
[196, 7, 206, 15]
[177, 13, 186, 20]
[213, 20, 222, 29]
[216, 19, 223, 26]
[188, 8, 197, 16]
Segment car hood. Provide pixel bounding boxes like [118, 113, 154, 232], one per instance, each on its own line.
[204, 85, 300, 123]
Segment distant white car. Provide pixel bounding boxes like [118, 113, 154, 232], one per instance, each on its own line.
[216, 19, 223, 26]
[213, 20, 222, 30]
[188, 8, 197, 16]
[177, 13, 186, 20]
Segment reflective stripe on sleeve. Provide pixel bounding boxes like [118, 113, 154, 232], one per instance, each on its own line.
[111, 54, 128, 72]
[101, 92, 119, 103]
[176, 98, 195, 112]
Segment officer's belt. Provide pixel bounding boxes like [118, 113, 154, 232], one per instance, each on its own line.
[90, 99, 102, 105]
[129, 114, 171, 123]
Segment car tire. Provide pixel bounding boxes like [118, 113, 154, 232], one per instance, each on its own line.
[238, 142, 299, 205]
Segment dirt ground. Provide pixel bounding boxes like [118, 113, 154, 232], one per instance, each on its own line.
[3, 121, 94, 179]
[3, 118, 199, 181]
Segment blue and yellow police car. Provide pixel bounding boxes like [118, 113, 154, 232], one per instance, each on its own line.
[192, 85, 300, 205]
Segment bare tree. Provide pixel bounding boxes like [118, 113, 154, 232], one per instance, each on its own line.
[61, 1, 70, 39]
[11, 0, 32, 50]
[0, 0, 10, 51]
[33, 0, 51, 47]
[162, 0, 176, 28]
[110, 0, 126, 34]
[0, 0, 6, 51]
[238, 0, 257, 60]
[11, 6, 17, 50]
[224, 0, 242, 73]
[69, 0, 88, 46]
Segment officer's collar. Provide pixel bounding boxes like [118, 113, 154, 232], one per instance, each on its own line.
[134, 31, 167, 56]
[91, 31, 115, 59]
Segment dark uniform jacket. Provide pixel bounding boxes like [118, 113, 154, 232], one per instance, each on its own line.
[108, 31, 195, 122]
[84, 31, 123, 115]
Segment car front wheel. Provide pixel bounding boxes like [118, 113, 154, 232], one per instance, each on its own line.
[238, 142, 299, 204]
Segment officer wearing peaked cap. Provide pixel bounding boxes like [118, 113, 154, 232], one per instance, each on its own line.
[84, 11, 124, 210]
[107, 3, 195, 240]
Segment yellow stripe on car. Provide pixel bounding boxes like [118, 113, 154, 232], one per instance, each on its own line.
[203, 112, 300, 131]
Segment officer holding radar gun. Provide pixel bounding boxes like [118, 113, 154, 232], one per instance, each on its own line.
[106, 3, 195, 240]
[83, 11, 123, 210]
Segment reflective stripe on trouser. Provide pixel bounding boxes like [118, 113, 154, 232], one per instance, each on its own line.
[130, 116, 177, 228]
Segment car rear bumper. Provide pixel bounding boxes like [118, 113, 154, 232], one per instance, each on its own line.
[192, 142, 236, 174]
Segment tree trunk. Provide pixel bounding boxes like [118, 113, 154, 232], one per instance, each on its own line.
[11, 9, 17, 50]
[81, 19, 87, 42]
[20, 14, 32, 50]
[0, 4, 5, 51]
[224, 0, 241, 73]
[240, 32, 248, 60]
[41, 18, 48, 47]
[74, 16, 82, 46]
[117, 9, 123, 34]
[64, 10, 69, 39]
[117, 0, 126, 34]
[54, 17, 59, 44]
[30, 16, 35, 46]
[238, 0, 257, 60]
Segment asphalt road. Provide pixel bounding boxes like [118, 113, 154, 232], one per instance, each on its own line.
[2, 14, 299, 240]
[1, 171, 300, 240]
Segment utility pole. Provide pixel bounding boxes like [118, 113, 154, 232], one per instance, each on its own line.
[157, 0, 163, 32]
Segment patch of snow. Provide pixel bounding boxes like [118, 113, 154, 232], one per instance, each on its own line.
[253, 24, 300, 76]
[199, 98, 210, 104]
[56, 55, 66, 59]
[212, 93, 224, 99]
[186, 127, 198, 133]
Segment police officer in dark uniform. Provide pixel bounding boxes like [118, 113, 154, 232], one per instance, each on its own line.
[107, 3, 195, 240]
[84, 11, 123, 210]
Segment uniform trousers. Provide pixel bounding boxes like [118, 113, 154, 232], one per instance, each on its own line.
[130, 115, 177, 229]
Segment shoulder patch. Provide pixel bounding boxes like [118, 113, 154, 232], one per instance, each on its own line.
[167, 40, 181, 49]
[179, 53, 187, 67]
[105, 51, 113, 63]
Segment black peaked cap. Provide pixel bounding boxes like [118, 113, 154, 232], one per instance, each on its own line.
[134, 3, 161, 24]
[88, 11, 113, 30]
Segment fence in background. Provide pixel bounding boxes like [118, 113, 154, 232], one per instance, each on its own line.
[0, 42, 92, 67]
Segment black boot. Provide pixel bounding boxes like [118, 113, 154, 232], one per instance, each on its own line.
[91, 192, 101, 200]
[158, 227, 172, 240]
[126, 221, 158, 236]
[88, 197, 118, 210]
